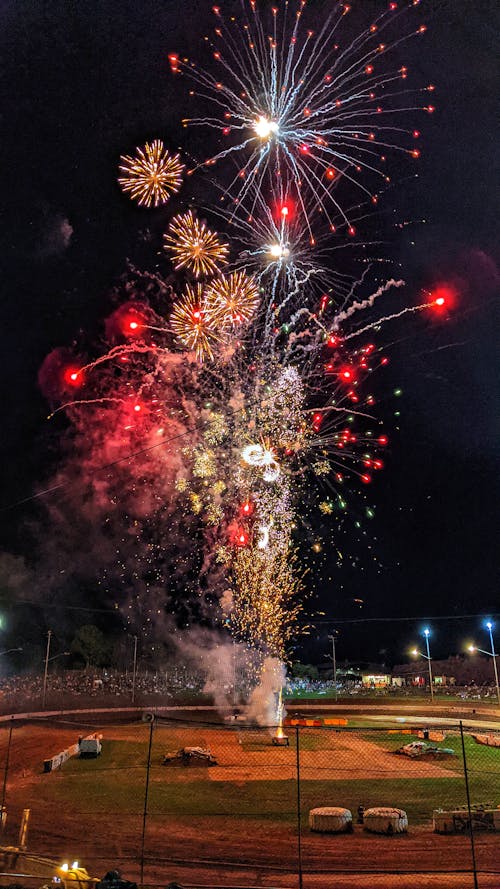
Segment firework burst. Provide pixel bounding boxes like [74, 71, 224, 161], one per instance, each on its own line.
[118, 140, 184, 207]
[180, 1, 431, 233]
[170, 282, 219, 361]
[207, 270, 260, 326]
[164, 209, 229, 277]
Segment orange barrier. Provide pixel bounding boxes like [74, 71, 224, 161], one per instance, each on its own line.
[286, 717, 348, 727]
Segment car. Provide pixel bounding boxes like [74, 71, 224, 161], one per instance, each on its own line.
[162, 746, 218, 766]
[394, 741, 455, 758]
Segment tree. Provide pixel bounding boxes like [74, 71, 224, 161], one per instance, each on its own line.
[71, 624, 110, 668]
[291, 662, 319, 681]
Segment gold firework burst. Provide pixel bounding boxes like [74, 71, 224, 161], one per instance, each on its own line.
[164, 210, 228, 277]
[207, 270, 260, 326]
[170, 283, 218, 362]
[118, 140, 183, 208]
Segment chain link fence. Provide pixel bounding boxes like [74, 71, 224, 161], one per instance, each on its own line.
[0, 714, 498, 888]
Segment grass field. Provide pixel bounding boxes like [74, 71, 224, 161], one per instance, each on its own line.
[39, 729, 497, 821]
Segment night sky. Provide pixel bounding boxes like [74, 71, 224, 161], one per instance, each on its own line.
[1, 0, 498, 665]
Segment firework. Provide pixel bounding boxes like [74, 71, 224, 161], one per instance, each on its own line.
[180, 1, 430, 233]
[118, 140, 184, 207]
[40, 2, 438, 673]
[170, 282, 219, 361]
[229, 545, 308, 660]
[164, 210, 228, 277]
[206, 270, 260, 326]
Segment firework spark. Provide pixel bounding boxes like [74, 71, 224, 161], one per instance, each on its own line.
[229, 545, 308, 659]
[164, 209, 228, 277]
[118, 140, 184, 207]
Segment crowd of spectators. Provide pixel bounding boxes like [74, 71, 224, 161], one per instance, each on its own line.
[0, 668, 497, 713]
[286, 677, 343, 695]
[0, 667, 205, 711]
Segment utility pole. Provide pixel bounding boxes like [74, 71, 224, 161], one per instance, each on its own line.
[42, 630, 52, 709]
[132, 635, 138, 704]
[328, 634, 337, 698]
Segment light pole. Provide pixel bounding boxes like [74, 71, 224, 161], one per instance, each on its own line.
[468, 621, 500, 708]
[131, 635, 138, 704]
[327, 634, 337, 698]
[486, 622, 500, 709]
[412, 627, 434, 703]
[232, 639, 237, 708]
[43, 644, 70, 709]
[42, 630, 52, 709]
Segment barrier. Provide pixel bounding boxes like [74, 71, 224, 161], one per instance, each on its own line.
[364, 807, 408, 835]
[309, 806, 352, 833]
[43, 732, 102, 772]
[43, 743, 78, 773]
[472, 733, 500, 747]
[434, 807, 500, 834]
[285, 716, 348, 726]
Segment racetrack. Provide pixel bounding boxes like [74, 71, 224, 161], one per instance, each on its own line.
[0, 714, 498, 889]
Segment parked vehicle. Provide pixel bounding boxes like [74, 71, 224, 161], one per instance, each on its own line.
[163, 746, 217, 766]
[394, 741, 455, 759]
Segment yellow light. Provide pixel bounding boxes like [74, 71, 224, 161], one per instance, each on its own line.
[254, 116, 278, 139]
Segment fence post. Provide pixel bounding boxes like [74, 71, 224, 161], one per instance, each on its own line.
[140, 716, 155, 888]
[295, 725, 303, 889]
[459, 721, 479, 889]
[1, 717, 14, 830]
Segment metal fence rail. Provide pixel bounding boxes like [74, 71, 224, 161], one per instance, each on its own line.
[0, 715, 498, 888]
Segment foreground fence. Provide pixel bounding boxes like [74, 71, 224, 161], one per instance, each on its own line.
[0, 715, 499, 888]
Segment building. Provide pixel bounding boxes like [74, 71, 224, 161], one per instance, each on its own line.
[361, 673, 391, 688]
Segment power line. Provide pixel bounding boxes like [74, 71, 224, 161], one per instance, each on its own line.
[0, 425, 196, 513]
[307, 614, 499, 626]
[10, 600, 499, 623]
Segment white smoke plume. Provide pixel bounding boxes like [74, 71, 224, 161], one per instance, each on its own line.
[244, 656, 287, 727]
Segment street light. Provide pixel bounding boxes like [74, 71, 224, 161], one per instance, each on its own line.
[468, 621, 500, 708]
[0, 648, 23, 657]
[486, 622, 500, 709]
[412, 628, 434, 702]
